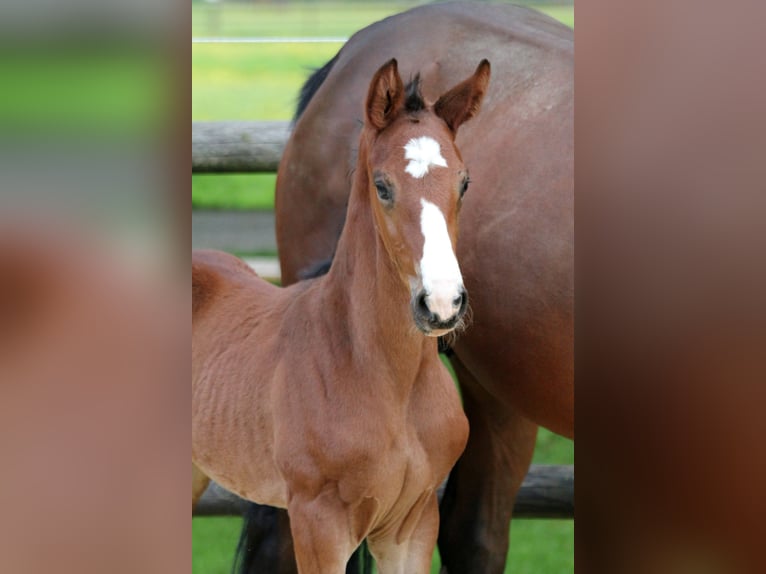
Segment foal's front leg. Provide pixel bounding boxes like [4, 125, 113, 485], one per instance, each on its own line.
[287, 490, 361, 574]
[368, 493, 440, 574]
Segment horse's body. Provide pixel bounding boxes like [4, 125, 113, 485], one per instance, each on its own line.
[268, 3, 573, 572]
[193, 59, 490, 572]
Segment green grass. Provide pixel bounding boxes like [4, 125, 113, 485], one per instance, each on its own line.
[193, 519, 573, 574]
[192, 2, 573, 210]
[193, 516, 243, 574]
[193, 2, 432, 38]
[192, 41, 341, 209]
[535, 4, 574, 28]
[192, 43, 341, 121]
[193, 173, 277, 210]
[0, 49, 166, 133]
[192, 2, 572, 38]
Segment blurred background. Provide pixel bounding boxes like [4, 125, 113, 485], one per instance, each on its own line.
[0, 0, 176, 260]
[192, 2, 574, 573]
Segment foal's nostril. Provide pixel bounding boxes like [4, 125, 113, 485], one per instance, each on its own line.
[452, 294, 463, 307]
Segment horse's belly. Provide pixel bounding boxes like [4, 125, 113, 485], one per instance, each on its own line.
[209, 464, 287, 509]
[193, 439, 288, 509]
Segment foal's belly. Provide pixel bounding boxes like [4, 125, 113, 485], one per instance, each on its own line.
[192, 371, 289, 509]
[192, 426, 289, 509]
[208, 464, 288, 509]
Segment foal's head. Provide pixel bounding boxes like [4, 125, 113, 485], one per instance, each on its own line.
[361, 58, 490, 337]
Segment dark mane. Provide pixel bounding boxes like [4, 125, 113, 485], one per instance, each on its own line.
[404, 74, 426, 113]
[294, 53, 340, 123]
[298, 257, 333, 280]
[295, 55, 427, 123]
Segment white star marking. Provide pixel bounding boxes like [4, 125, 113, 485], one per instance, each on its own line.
[404, 136, 448, 178]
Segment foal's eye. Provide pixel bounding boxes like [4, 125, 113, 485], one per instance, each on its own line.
[459, 178, 471, 199]
[375, 181, 393, 203]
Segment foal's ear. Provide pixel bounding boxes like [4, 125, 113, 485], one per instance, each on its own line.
[434, 59, 491, 133]
[365, 59, 404, 131]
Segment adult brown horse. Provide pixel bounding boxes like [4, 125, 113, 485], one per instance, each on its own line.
[245, 3, 573, 573]
[194, 58, 491, 572]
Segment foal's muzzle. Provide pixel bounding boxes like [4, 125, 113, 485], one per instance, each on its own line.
[412, 287, 468, 336]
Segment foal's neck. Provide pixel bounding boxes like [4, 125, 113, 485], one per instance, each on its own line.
[321, 142, 432, 375]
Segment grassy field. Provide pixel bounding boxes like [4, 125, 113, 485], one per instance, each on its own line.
[192, 1, 573, 211]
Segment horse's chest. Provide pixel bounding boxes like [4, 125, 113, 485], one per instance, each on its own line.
[374, 379, 468, 496]
[361, 399, 467, 532]
[276, 368, 467, 510]
[421, 424, 466, 486]
[408, 375, 469, 476]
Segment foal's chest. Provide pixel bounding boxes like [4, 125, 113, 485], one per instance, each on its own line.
[368, 371, 468, 501]
[408, 370, 469, 476]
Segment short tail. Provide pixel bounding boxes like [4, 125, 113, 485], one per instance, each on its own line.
[232, 501, 374, 574]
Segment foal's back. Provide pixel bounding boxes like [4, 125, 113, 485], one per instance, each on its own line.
[194, 250, 260, 313]
[192, 249, 286, 361]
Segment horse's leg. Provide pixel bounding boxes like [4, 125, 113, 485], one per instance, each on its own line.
[438, 357, 538, 574]
[368, 493, 440, 574]
[235, 504, 299, 574]
[192, 462, 210, 509]
[287, 492, 358, 574]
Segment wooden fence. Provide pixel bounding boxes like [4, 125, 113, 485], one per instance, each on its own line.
[195, 465, 574, 519]
[193, 121, 290, 173]
[192, 121, 289, 268]
[192, 121, 574, 519]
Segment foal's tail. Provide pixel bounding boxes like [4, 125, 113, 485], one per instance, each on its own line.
[233, 501, 373, 574]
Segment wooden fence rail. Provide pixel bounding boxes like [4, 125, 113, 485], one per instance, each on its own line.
[192, 121, 291, 173]
[194, 464, 574, 520]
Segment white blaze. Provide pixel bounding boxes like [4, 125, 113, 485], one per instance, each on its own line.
[404, 136, 447, 178]
[419, 199, 463, 321]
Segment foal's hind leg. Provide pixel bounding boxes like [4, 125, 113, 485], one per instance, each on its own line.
[438, 358, 538, 574]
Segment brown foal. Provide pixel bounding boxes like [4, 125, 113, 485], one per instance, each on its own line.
[192, 59, 489, 573]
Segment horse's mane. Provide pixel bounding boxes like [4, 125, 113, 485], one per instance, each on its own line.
[294, 53, 340, 123]
[294, 55, 426, 123]
[298, 257, 333, 280]
[404, 74, 425, 113]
